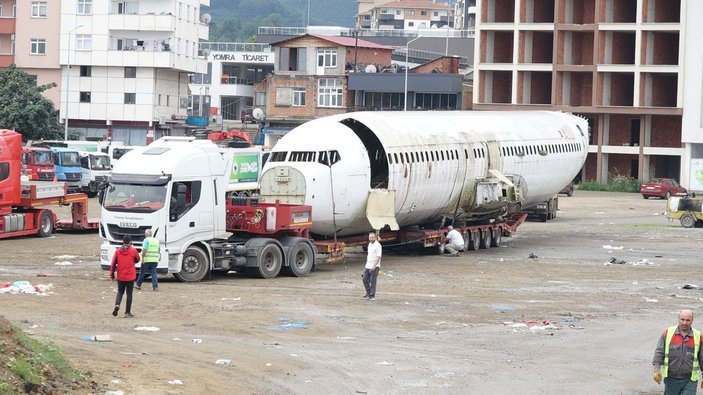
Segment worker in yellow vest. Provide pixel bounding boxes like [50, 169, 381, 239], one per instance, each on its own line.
[136, 229, 160, 291]
[653, 309, 703, 394]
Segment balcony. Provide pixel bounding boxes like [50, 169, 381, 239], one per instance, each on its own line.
[0, 17, 15, 34]
[103, 50, 174, 68]
[108, 13, 175, 31]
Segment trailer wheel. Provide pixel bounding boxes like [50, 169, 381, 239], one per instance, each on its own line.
[174, 247, 209, 282]
[463, 232, 471, 251]
[468, 232, 480, 251]
[286, 241, 314, 277]
[37, 210, 54, 237]
[490, 228, 502, 247]
[480, 229, 491, 249]
[680, 214, 696, 228]
[256, 242, 283, 278]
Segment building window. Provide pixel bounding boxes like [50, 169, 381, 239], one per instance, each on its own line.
[317, 50, 337, 68]
[396, 10, 401, 15]
[433, 11, 438, 16]
[158, 94, 162, 106]
[76, 34, 91, 50]
[27, 75, 38, 86]
[293, 88, 306, 106]
[31, 2, 47, 17]
[79, 66, 91, 77]
[364, 15, 370, 20]
[408, 10, 414, 16]
[79, 92, 91, 103]
[124, 67, 136, 78]
[408, 22, 414, 27]
[30, 39, 46, 54]
[381, 8, 387, 13]
[117, 1, 138, 14]
[421, 10, 427, 16]
[318, 78, 343, 107]
[124, 93, 136, 104]
[77, 0, 92, 14]
[255, 92, 266, 106]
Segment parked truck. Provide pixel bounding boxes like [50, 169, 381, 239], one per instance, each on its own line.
[78, 150, 111, 197]
[521, 196, 558, 222]
[98, 137, 526, 282]
[21, 146, 55, 181]
[0, 130, 99, 239]
[48, 146, 82, 192]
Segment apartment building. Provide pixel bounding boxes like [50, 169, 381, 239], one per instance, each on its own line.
[370, 0, 451, 30]
[473, 0, 700, 188]
[58, 0, 209, 144]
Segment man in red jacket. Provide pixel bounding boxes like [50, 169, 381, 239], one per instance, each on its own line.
[109, 235, 141, 318]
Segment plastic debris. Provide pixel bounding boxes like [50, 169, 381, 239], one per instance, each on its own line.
[192, 338, 202, 344]
[682, 284, 699, 289]
[168, 380, 183, 385]
[528, 253, 538, 259]
[221, 297, 241, 301]
[110, 379, 121, 384]
[133, 326, 160, 332]
[80, 335, 112, 342]
[602, 245, 624, 250]
[215, 359, 232, 365]
[376, 361, 395, 365]
[269, 318, 309, 330]
[54, 261, 73, 266]
[265, 363, 272, 367]
[492, 306, 514, 312]
[105, 391, 124, 395]
[644, 298, 658, 303]
[0, 281, 53, 295]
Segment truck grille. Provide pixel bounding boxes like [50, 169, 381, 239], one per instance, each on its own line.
[37, 172, 55, 181]
[66, 172, 81, 181]
[106, 224, 151, 243]
[95, 175, 108, 183]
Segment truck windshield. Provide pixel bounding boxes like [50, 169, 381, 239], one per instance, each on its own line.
[102, 183, 167, 213]
[61, 152, 80, 167]
[90, 155, 111, 170]
[32, 151, 53, 166]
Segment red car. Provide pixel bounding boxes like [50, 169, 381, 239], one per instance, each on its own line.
[640, 178, 687, 199]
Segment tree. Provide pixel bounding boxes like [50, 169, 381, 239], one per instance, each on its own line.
[0, 65, 63, 142]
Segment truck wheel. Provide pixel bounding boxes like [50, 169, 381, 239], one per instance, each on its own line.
[286, 241, 314, 277]
[256, 242, 283, 278]
[680, 214, 696, 228]
[37, 210, 54, 237]
[468, 232, 480, 251]
[480, 229, 491, 249]
[490, 228, 502, 247]
[174, 247, 209, 282]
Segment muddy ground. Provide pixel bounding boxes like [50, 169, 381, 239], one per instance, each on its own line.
[1, 191, 702, 395]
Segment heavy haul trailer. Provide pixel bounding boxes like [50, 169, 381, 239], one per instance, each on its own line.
[0, 130, 99, 239]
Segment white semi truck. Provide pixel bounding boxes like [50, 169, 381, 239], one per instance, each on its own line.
[98, 137, 315, 282]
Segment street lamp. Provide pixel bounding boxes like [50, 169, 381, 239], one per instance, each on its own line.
[404, 36, 421, 111]
[64, 25, 84, 141]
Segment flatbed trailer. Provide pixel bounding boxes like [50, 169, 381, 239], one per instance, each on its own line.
[226, 197, 527, 264]
[1, 130, 99, 239]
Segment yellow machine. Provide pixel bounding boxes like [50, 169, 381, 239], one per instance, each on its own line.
[666, 196, 703, 228]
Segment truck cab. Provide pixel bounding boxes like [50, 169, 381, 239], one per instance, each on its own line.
[21, 146, 55, 181]
[78, 151, 111, 197]
[49, 147, 82, 191]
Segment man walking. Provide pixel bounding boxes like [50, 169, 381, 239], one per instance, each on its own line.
[362, 232, 382, 301]
[136, 229, 160, 291]
[109, 235, 140, 318]
[443, 225, 464, 257]
[653, 309, 703, 394]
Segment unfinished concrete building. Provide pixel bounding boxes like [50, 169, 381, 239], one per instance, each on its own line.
[473, 0, 692, 186]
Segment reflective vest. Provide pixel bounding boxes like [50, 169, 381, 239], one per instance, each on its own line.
[143, 237, 160, 263]
[663, 326, 701, 381]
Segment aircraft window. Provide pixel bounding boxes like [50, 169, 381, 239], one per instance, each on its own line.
[399, 154, 404, 164]
[394, 153, 399, 164]
[441, 151, 445, 161]
[431, 151, 435, 161]
[414, 152, 419, 163]
[424, 151, 428, 162]
[387, 153, 393, 164]
[404, 153, 410, 163]
[270, 151, 288, 162]
[464, 149, 468, 159]
[329, 150, 340, 165]
[454, 149, 458, 160]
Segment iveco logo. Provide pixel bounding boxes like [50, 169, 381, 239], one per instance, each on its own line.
[119, 222, 139, 228]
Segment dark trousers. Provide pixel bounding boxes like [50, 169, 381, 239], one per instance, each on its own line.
[362, 267, 379, 297]
[664, 377, 697, 395]
[115, 280, 134, 314]
[137, 262, 158, 289]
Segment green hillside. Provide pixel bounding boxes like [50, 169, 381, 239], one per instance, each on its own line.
[205, 0, 357, 42]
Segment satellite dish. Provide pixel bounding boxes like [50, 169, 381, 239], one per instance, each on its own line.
[252, 108, 265, 121]
[199, 48, 211, 58]
[200, 13, 212, 24]
[365, 64, 377, 73]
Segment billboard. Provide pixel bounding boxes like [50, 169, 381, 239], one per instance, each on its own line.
[230, 154, 259, 184]
[690, 158, 703, 190]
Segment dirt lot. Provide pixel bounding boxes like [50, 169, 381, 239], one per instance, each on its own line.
[1, 191, 703, 394]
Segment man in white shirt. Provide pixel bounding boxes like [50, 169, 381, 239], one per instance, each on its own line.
[362, 232, 382, 300]
[444, 226, 464, 257]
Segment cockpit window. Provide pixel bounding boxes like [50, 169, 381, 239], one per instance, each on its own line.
[317, 150, 340, 166]
[289, 151, 316, 162]
[270, 151, 288, 162]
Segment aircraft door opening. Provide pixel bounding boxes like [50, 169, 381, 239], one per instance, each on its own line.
[340, 119, 388, 189]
